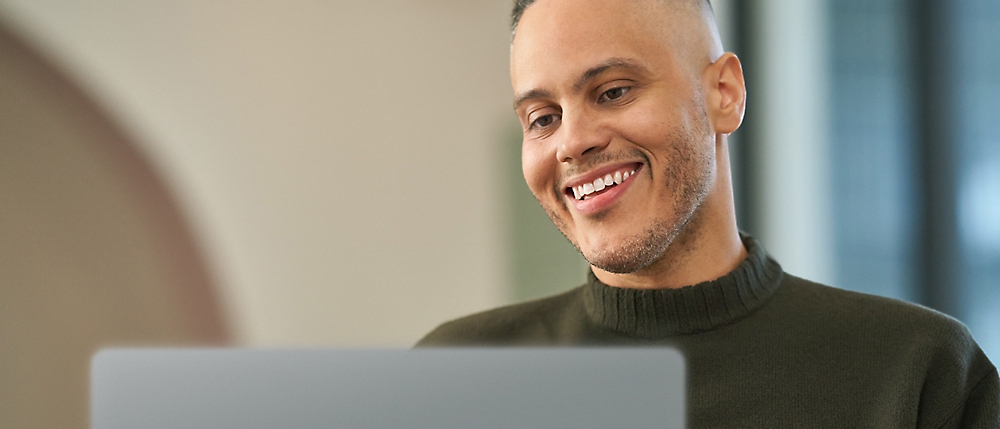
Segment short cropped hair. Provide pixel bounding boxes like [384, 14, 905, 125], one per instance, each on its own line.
[511, 0, 714, 35]
[511, 0, 536, 34]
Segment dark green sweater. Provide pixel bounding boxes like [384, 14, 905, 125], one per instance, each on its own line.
[418, 237, 1000, 428]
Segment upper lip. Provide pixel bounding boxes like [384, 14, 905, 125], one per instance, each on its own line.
[561, 161, 643, 192]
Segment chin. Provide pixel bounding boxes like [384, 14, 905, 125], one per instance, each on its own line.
[578, 220, 677, 274]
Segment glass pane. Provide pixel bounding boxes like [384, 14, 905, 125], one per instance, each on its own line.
[829, 0, 918, 302]
[955, 0, 1000, 362]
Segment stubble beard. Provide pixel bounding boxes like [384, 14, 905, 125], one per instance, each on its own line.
[541, 117, 715, 275]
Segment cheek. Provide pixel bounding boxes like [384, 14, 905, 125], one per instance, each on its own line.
[616, 109, 671, 151]
[616, 101, 696, 158]
[521, 141, 557, 201]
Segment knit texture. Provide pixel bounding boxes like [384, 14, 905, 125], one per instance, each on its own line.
[418, 236, 1000, 428]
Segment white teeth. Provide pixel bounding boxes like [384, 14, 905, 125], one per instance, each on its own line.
[572, 167, 639, 200]
[594, 177, 606, 192]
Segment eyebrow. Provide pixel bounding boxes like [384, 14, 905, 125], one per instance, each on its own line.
[512, 57, 647, 110]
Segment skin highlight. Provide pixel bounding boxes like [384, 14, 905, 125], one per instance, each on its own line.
[512, 0, 748, 289]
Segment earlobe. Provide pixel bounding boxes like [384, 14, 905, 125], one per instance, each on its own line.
[705, 53, 746, 135]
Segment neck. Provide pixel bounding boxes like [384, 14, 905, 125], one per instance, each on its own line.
[591, 133, 746, 289]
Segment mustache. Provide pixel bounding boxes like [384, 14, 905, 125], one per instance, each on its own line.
[558, 148, 648, 182]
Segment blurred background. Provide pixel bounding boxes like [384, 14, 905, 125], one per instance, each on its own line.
[0, 0, 997, 427]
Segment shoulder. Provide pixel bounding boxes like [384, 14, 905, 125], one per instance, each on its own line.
[761, 274, 986, 370]
[416, 286, 585, 347]
[774, 274, 973, 344]
[774, 274, 998, 426]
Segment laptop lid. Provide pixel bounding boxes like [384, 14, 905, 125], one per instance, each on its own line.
[92, 348, 685, 429]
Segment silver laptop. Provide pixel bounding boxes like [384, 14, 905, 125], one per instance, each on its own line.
[92, 348, 685, 429]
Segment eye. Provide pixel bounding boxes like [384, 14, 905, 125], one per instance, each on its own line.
[529, 113, 560, 130]
[599, 86, 630, 103]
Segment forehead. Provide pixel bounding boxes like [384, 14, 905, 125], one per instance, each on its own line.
[510, 0, 675, 90]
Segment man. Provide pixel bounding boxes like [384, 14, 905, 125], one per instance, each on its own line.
[419, 0, 1000, 426]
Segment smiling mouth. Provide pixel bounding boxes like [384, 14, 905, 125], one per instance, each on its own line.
[567, 166, 639, 200]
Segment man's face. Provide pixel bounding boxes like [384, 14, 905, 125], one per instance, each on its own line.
[511, 0, 717, 274]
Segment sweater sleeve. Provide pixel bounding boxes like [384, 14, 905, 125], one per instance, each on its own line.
[936, 366, 999, 429]
[898, 311, 1000, 429]
[921, 330, 1000, 429]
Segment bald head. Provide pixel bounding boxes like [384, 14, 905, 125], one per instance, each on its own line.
[512, 0, 723, 76]
[513, 0, 712, 31]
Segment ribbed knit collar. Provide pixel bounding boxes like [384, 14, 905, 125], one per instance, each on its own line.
[582, 235, 784, 338]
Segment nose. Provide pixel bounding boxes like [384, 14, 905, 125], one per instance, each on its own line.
[554, 110, 610, 163]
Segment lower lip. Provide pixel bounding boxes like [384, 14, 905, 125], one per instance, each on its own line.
[569, 166, 642, 216]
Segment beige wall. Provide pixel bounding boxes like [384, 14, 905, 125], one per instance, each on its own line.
[1, 21, 230, 428]
[0, 0, 515, 346]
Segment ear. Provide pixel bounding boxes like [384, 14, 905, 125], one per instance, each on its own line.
[703, 52, 746, 135]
